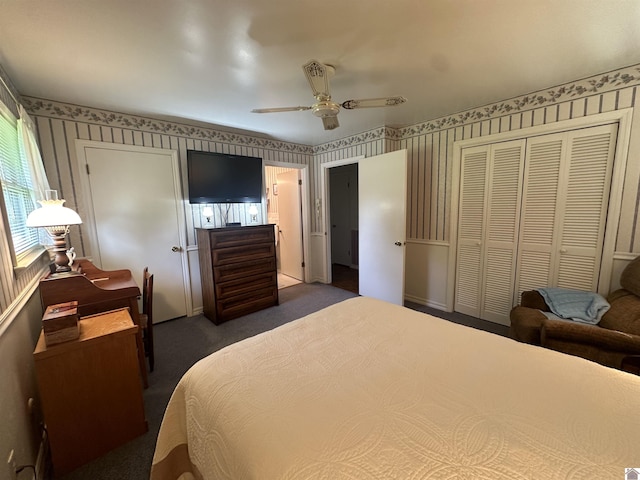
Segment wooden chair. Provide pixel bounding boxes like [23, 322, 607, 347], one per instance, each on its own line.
[140, 267, 155, 372]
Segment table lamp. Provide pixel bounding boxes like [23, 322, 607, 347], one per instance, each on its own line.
[202, 206, 213, 223]
[26, 190, 82, 273]
[248, 204, 259, 223]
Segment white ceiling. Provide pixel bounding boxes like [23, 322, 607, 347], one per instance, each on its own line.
[1, 0, 640, 146]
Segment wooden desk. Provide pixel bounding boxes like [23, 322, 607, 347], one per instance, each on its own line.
[34, 308, 148, 476]
[38, 259, 148, 387]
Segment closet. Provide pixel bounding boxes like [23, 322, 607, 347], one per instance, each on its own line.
[455, 123, 618, 325]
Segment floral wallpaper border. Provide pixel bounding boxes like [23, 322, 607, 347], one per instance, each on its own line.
[22, 62, 640, 155]
[312, 126, 392, 154]
[21, 96, 313, 155]
[396, 64, 640, 138]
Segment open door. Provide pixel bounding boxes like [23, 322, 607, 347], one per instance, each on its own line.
[358, 150, 407, 304]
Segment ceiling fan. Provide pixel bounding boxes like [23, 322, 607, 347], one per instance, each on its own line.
[251, 59, 407, 131]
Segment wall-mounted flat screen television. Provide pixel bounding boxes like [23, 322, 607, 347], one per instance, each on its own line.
[187, 150, 263, 204]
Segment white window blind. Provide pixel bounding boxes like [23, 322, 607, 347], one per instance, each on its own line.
[0, 108, 39, 259]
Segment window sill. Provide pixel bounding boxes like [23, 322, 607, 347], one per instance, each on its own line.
[13, 245, 50, 275]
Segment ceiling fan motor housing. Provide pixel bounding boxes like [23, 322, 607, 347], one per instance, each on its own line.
[312, 100, 340, 118]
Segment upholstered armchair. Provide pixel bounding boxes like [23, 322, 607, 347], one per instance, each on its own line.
[510, 256, 640, 371]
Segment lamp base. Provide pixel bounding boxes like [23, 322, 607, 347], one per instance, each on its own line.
[51, 233, 72, 273]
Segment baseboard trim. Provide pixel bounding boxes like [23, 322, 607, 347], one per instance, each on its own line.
[404, 294, 449, 312]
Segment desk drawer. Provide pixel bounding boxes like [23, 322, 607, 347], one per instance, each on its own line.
[213, 257, 276, 283]
[215, 272, 276, 299]
[212, 243, 275, 266]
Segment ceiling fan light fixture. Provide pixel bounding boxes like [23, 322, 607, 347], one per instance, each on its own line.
[322, 116, 340, 130]
[251, 59, 406, 133]
[311, 101, 340, 118]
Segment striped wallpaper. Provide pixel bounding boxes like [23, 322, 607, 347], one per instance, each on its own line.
[2, 61, 640, 317]
[21, 63, 640, 254]
[397, 84, 640, 251]
[264, 165, 297, 220]
[309, 67, 640, 258]
[22, 102, 312, 253]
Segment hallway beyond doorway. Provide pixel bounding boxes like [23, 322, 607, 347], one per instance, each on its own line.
[331, 264, 358, 294]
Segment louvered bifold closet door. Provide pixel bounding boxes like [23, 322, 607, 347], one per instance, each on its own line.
[515, 123, 618, 300]
[455, 140, 524, 322]
[555, 124, 617, 290]
[514, 134, 564, 301]
[481, 141, 525, 324]
[455, 146, 488, 318]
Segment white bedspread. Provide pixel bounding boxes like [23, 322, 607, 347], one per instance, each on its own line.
[151, 297, 640, 479]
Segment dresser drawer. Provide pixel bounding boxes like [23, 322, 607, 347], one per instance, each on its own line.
[213, 257, 276, 283]
[208, 226, 274, 249]
[212, 243, 275, 266]
[215, 272, 276, 299]
[216, 286, 279, 321]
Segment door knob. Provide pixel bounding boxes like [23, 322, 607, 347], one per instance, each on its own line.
[394, 241, 403, 246]
[171, 246, 181, 252]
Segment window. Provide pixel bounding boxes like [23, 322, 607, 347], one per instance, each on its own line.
[0, 104, 39, 262]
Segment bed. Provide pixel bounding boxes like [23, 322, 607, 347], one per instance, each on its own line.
[151, 296, 640, 479]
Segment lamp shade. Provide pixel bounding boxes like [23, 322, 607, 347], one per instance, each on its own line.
[26, 199, 82, 228]
[202, 206, 213, 218]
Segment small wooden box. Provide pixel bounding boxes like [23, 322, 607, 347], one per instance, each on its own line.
[42, 301, 80, 346]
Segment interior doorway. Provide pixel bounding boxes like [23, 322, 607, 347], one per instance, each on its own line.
[329, 164, 359, 294]
[264, 163, 308, 289]
[321, 150, 407, 305]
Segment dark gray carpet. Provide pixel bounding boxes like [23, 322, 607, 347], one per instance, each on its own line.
[56, 282, 357, 480]
[405, 301, 510, 338]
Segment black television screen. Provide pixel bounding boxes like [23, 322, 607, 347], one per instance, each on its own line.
[187, 150, 263, 203]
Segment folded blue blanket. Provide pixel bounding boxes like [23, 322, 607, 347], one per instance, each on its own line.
[537, 287, 610, 325]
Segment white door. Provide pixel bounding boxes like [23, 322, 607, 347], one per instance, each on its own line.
[277, 170, 304, 280]
[455, 140, 525, 325]
[78, 142, 189, 322]
[455, 146, 488, 317]
[516, 123, 618, 298]
[359, 150, 407, 304]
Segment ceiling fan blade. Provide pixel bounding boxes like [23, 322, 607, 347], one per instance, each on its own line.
[341, 96, 407, 110]
[322, 116, 339, 131]
[251, 106, 312, 113]
[303, 59, 331, 99]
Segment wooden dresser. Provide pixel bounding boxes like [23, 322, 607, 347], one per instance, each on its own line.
[197, 225, 279, 324]
[33, 308, 147, 476]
